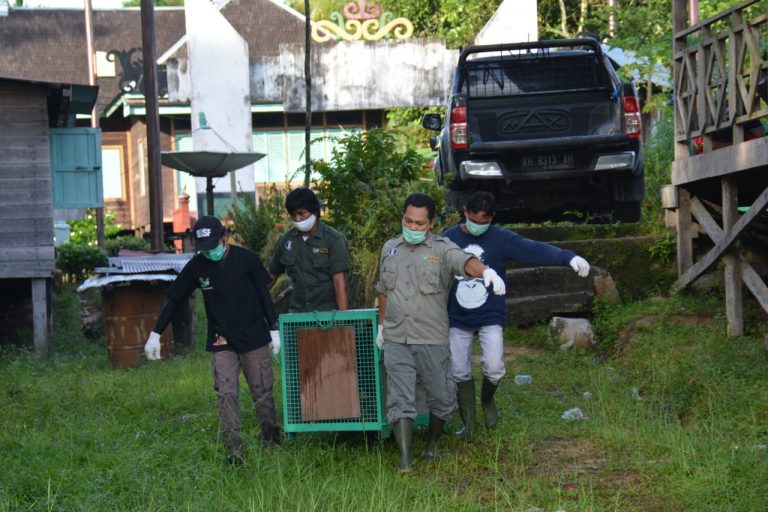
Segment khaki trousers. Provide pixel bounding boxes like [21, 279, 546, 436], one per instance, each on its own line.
[212, 346, 280, 451]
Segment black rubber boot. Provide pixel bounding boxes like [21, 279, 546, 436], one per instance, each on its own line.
[392, 418, 414, 472]
[222, 431, 244, 465]
[261, 426, 281, 448]
[481, 376, 499, 428]
[423, 415, 446, 461]
[455, 378, 476, 439]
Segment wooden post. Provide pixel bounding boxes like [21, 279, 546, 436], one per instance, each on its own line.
[141, 0, 164, 251]
[729, 11, 742, 142]
[676, 187, 693, 276]
[722, 177, 743, 335]
[84, 0, 105, 249]
[31, 278, 50, 357]
[673, 0, 690, 161]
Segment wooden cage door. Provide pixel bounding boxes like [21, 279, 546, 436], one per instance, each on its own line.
[297, 327, 360, 421]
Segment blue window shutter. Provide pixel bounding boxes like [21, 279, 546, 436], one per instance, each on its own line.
[50, 128, 103, 208]
[287, 129, 326, 182]
[287, 129, 305, 180]
[174, 134, 195, 195]
[267, 131, 287, 182]
[252, 132, 270, 183]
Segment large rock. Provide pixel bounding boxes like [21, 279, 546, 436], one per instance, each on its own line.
[548, 317, 596, 349]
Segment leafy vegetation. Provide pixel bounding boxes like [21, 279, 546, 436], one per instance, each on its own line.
[312, 128, 459, 307]
[227, 186, 287, 259]
[55, 243, 108, 282]
[66, 209, 121, 246]
[103, 236, 150, 256]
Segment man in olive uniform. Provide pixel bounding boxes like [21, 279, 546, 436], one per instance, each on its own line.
[268, 188, 349, 312]
[375, 193, 506, 472]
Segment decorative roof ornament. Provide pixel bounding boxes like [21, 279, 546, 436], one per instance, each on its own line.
[312, 0, 413, 43]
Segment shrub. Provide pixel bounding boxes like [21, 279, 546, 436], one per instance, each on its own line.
[228, 186, 286, 256]
[104, 236, 150, 256]
[56, 243, 108, 282]
[67, 209, 121, 246]
[312, 128, 457, 307]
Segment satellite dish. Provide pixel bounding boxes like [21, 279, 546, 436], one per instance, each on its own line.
[161, 151, 265, 215]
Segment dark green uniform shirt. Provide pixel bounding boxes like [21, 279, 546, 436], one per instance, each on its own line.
[268, 222, 350, 312]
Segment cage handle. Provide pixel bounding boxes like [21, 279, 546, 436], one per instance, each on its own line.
[313, 310, 337, 330]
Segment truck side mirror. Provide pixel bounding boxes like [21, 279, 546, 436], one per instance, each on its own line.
[421, 113, 442, 131]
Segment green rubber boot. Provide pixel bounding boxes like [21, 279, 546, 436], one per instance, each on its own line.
[455, 378, 476, 439]
[423, 415, 446, 461]
[392, 418, 414, 472]
[481, 376, 499, 428]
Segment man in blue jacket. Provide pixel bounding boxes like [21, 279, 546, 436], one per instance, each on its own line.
[443, 192, 591, 437]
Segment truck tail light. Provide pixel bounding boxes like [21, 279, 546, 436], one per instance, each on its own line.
[450, 95, 468, 150]
[623, 96, 642, 140]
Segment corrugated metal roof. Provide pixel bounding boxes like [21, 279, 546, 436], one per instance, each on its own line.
[106, 253, 193, 274]
[77, 272, 177, 292]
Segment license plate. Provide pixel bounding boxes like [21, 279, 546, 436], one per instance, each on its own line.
[520, 153, 576, 172]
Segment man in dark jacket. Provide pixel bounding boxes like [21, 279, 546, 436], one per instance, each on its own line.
[144, 215, 280, 464]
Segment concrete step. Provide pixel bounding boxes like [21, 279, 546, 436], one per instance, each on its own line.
[503, 266, 615, 325]
[506, 291, 593, 326]
[504, 266, 611, 296]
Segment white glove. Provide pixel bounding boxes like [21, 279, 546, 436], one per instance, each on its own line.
[570, 256, 590, 277]
[482, 268, 506, 296]
[144, 331, 161, 361]
[269, 330, 280, 355]
[376, 324, 384, 350]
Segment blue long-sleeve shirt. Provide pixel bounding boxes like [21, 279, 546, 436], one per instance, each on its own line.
[443, 225, 576, 329]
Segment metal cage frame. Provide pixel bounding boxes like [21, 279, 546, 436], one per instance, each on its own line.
[279, 309, 390, 436]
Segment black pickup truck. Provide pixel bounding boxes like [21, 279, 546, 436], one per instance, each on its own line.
[422, 38, 644, 223]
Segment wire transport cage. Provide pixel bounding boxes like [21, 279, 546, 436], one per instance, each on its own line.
[279, 308, 390, 436]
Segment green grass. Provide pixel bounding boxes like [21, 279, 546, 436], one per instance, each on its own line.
[1, 287, 767, 511]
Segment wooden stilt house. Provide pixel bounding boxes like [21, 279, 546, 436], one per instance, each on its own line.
[0, 77, 99, 356]
[670, 0, 768, 334]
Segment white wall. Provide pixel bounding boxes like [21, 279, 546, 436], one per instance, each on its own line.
[475, 0, 538, 45]
[186, 0, 253, 195]
[168, 39, 458, 112]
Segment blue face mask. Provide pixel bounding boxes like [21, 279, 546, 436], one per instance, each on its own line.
[202, 242, 225, 261]
[402, 226, 428, 245]
[465, 218, 491, 236]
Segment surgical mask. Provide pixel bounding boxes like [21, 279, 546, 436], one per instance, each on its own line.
[292, 214, 317, 233]
[466, 218, 491, 236]
[402, 226, 428, 245]
[202, 243, 225, 261]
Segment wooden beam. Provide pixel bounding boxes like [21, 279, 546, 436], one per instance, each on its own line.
[742, 264, 768, 313]
[679, 197, 768, 317]
[675, 184, 768, 289]
[689, 197, 720, 235]
[31, 278, 50, 357]
[722, 178, 743, 336]
[671, 137, 768, 185]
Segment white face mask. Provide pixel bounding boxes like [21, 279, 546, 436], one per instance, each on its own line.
[292, 214, 317, 233]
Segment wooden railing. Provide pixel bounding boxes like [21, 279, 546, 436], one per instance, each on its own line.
[673, 0, 768, 154]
